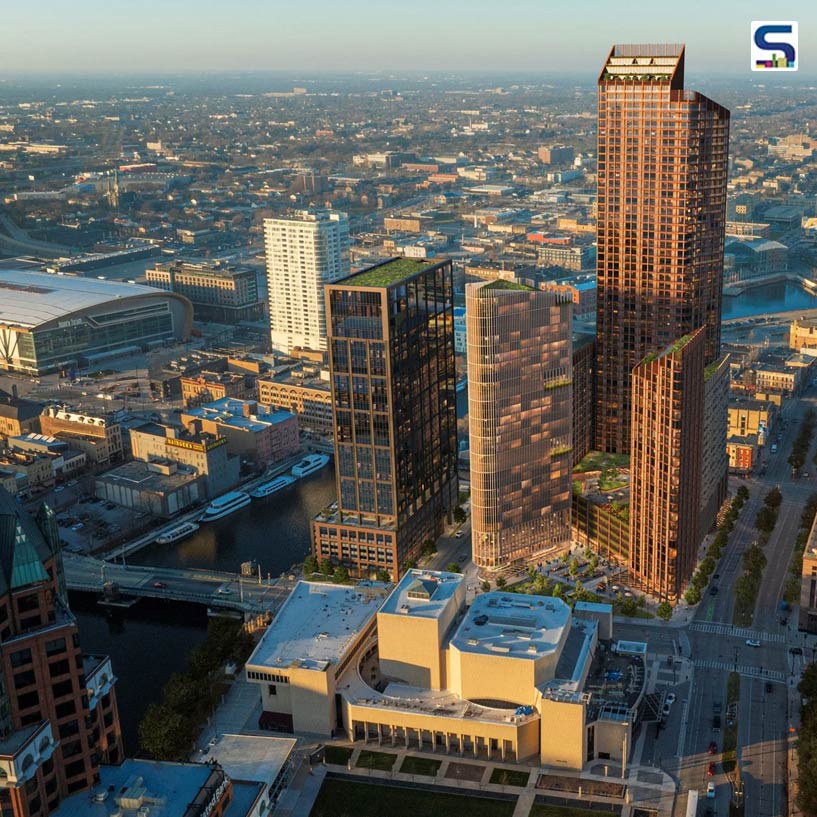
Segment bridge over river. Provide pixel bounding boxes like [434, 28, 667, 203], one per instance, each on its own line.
[63, 553, 294, 617]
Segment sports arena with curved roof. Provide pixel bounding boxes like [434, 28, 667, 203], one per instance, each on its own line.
[0, 269, 193, 374]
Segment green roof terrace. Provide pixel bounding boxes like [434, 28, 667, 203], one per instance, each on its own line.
[344, 257, 443, 288]
[483, 279, 534, 292]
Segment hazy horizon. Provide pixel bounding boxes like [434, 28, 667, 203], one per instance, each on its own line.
[2, 0, 813, 76]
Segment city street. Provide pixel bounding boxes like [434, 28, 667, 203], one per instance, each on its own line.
[632, 383, 817, 817]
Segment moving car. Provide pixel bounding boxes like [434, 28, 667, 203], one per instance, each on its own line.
[712, 715, 721, 731]
[665, 692, 676, 706]
[153, 581, 167, 589]
[708, 741, 717, 755]
[217, 587, 233, 595]
[745, 639, 761, 648]
[707, 763, 716, 776]
[706, 782, 716, 799]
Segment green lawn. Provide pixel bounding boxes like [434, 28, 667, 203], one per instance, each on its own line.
[356, 750, 397, 771]
[529, 805, 608, 817]
[489, 767, 531, 787]
[399, 755, 442, 776]
[323, 745, 353, 765]
[574, 451, 630, 474]
[309, 779, 516, 817]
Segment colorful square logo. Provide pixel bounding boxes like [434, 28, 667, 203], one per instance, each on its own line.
[751, 21, 798, 71]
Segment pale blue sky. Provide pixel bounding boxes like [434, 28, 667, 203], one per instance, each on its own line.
[2, 0, 813, 75]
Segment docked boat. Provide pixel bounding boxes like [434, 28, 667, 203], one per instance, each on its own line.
[250, 474, 297, 499]
[200, 491, 251, 521]
[291, 453, 330, 479]
[155, 521, 199, 545]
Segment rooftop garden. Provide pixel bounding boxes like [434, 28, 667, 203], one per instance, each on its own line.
[574, 451, 630, 474]
[704, 359, 724, 381]
[484, 279, 533, 292]
[349, 258, 436, 287]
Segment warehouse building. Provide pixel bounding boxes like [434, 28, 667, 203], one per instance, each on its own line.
[0, 270, 192, 374]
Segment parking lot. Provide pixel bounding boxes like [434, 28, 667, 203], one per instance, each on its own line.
[31, 482, 161, 555]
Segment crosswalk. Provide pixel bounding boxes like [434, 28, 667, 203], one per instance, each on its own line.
[689, 622, 786, 644]
[693, 659, 786, 683]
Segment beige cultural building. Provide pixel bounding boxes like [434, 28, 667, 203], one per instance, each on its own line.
[246, 571, 649, 771]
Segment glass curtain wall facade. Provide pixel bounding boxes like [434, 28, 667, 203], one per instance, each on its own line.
[629, 328, 704, 600]
[466, 282, 573, 570]
[595, 44, 730, 454]
[313, 259, 458, 578]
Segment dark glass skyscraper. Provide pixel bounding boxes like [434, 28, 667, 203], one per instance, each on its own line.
[595, 44, 730, 454]
[312, 258, 458, 578]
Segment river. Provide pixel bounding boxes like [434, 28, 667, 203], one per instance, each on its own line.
[68, 281, 815, 754]
[69, 466, 336, 753]
[722, 279, 817, 319]
[71, 385, 471, 753]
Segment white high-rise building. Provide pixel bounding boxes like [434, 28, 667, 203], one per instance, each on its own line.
[264, 210, 350, 355]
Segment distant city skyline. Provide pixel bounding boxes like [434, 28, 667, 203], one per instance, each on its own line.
[1, 0, 813, 76]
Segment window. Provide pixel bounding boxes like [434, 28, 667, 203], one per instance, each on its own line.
[52, 679, 73, 699]
[49, 659, 70, 678]
[13, 670, 35, 690]
[268, 684, 277, 696]
[11, 648, 32, 668]
[17, 691, 39, 710]
[46, 637, 66, 657]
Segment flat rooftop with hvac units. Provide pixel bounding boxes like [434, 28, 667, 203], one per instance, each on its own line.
[245, 571, 650, 770]
[0, 269, 192, 374]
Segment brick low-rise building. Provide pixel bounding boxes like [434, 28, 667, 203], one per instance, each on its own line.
[181, 371, 256, 407]
[257, 374, 334, 436]
[0, 388, 42, 442]
[181, 398, 300, 467]
[145, 259, 265, 324]
[39, 406, 123, 467]
[129, 423, 239, 498]
[727, 435, 758, 473]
